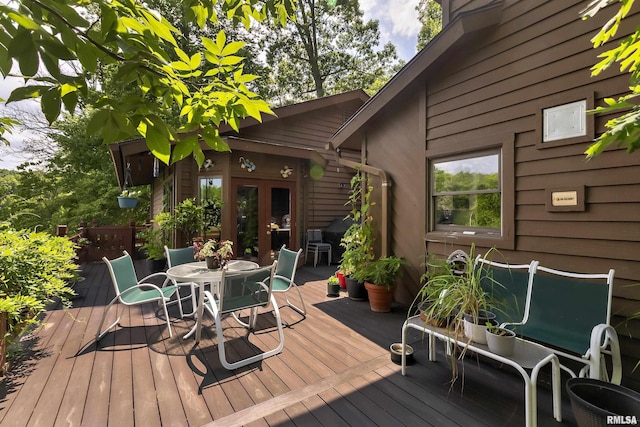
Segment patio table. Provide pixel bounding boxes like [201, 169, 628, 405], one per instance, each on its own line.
[166, 259, 259, 343]
[401, 315, 562, 427]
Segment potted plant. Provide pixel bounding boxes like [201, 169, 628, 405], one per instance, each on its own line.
[339, 169, 374, 301]
[357, 256, 408, 312]
[193, 238, 233, 269]
[173, 198, 205, 246]
[411, 245, 499, 343]
[138, 212, 172, 273]
[117, 188, 141, 209]
[327, 276, 340, 297]
[138, 226, 167, 272]
[485, 322, 515, 356]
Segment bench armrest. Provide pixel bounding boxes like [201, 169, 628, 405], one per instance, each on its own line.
[587, 323, 622, 385]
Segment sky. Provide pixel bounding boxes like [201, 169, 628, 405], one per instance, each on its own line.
[0, 1, 423, 171]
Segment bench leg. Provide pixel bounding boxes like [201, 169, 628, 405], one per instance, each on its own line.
[401, 322, 408, 375]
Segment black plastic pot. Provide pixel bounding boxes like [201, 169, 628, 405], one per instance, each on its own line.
[345, 277, 367, 301]
[566, 378, 640, 427]
[327, 283, 340, 297]
[146, 258, 166, 273]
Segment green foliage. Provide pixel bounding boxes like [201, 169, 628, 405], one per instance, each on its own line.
[411, 245, 502, 332]
[139, 211, 173, 260]
[581, 0, 640, 157]
[173, 198, 205, 244]
[416, 0, 442, 51]
[0, 226, 77, 341]
[262, 0, 402, 102]
[327, 275, 339, 285]
[356, 256, 408, 290]
[339, 170, 374, 277]
[0, 101, 19, 146]
[0, 0, 296, 167]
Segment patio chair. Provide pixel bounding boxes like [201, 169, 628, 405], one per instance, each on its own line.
[269, 245, 306, 321]
[97, 251, 182, 341]
[202, 262, 284, 370]
[165, 246, 198, 316]
[304, 229, 331, 267]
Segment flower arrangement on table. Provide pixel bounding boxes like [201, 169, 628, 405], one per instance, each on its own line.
[193, 238, 234, 269]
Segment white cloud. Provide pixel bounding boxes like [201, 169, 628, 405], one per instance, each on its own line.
[360, 0, 421, 61]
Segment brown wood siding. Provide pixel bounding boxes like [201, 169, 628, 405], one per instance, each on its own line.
[236, 102, 361, 231]
[420, 0, 640, 378]
[355, 0, 640, 379]
[365, 95, 427, 307]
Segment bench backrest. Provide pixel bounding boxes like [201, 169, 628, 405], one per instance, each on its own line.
[475, 256, 538, 326]
[518, 265, 614, 356]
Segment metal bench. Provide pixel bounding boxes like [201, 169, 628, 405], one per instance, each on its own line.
[476, 256, 622, 384]
[506, 264, 621, 384]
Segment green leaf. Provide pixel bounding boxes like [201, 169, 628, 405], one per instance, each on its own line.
[144, 124, 171, 165]
[61, 90, 78, 114]
[87, 109, 109, 137]
[41, 87, 61, 124]
[75, 39, 99, 73]
[202, 37, 221, 56]
[7, 12, 40, 31]
[171, 60, 193, 71]
[171, 135, 198, 163]
[190, 52, 202, 69]
[221, 41, 245, 56]
[174, 47, 190, 63]
[38, 38, 76, 61]
[6, 85, 48, 103]
[18, 44, 39, 77]
[216, 31, 226, 51]
[219, 55, 243, 66]
[40, 52, 61, 80]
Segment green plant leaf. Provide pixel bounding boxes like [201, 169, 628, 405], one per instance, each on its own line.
[41, 87, 61, 124]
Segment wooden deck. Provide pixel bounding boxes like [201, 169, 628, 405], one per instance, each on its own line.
[0, 260, 578, 427]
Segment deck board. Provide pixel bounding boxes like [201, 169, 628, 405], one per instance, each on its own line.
[0, 261, 578, 427]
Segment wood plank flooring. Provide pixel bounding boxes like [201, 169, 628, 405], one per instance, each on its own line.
[0, 260, 577, 426]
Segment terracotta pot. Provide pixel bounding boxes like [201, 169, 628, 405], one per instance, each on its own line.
[364, 282, 396, 312]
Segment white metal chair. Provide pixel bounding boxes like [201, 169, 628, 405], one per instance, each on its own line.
[304, 229, 331, 267]
[98, 251, 182, 341]
[165, 246, 199, 316]
[270, 245, 305, 321]
[202, 262, 284, 370]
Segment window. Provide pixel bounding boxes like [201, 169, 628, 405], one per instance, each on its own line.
[432, 151, 501, 235]
[199, 176, 222, 230]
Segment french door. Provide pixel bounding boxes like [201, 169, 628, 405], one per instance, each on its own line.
[231, 179, 296, 263]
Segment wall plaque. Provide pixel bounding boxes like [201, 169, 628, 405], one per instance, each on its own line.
[546, 186, 585, 212]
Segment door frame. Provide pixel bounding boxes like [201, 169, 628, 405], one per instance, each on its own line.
[230, 178, 297, 263]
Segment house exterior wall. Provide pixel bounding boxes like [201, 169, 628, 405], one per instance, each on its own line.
[236, 101, 362, 230]
[362, 0, 640, 382]
[365, 93, 427, 306]
[162, 96, 364, 256]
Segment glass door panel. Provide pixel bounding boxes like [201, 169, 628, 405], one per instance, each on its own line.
[232, 179, 296, 263]
[236, 184, 259, 259]
[270, 187, 291, 252]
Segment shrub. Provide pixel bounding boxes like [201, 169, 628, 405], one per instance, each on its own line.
[0, 226, 77, 339]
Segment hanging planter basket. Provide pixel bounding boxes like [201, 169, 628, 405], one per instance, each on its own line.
[118, 196, 138, 209]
